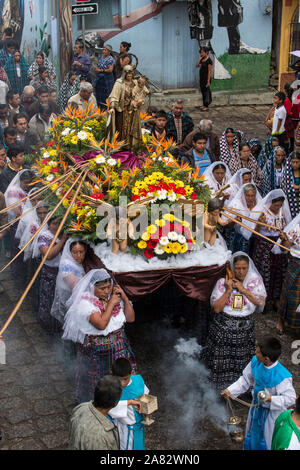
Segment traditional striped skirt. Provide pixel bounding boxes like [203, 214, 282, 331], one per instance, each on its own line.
[75, 328, 137, 404]
[37, 264, 62, 335]
[202, 312, 255, 390]
[278, 256, 300, 329]
[251, 235, 287, 301]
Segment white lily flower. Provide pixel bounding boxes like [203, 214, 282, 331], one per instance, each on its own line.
[107, 158, 117, 166]
[77, 131, 88, 140]
[62, 127, 71, 136]
[178, 235, 186, 244]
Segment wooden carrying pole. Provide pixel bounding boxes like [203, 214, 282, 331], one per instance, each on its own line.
[0, 170, 85, 274]
[223, 206, 284, 233]
[221, 211, 298, 256]
[0, 170, 88, 363]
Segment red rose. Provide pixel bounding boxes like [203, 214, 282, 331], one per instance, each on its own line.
[191, 193, 198, 200]
[46, 141, 55, 147]
[41, 158, 50, 165]
[50, 167, 60, 173]
[131, 195, 140, 202]
[144, 248, 154, 259]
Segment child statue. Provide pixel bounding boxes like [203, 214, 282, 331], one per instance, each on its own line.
[106, 206, 134, 254]
[131, 76, 150, 112]
[204, 198, 229, 246]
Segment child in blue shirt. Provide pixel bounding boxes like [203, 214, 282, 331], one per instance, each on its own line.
[109, 358, 149, 450]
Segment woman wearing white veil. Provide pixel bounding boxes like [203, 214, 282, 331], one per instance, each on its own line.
[223, 182, 262, 253]
[62, 269, 136, 404]
[202, 251, 267, 390]
[227, 168, 253, 202]
[203, 161, 232, 196]
[273, 213, 300, 334]
[4, 169, 33, 278]
[18, 202, 49, 262]
[50, 238, 88, 325]
[246, 189, 292, 308]
[34, 215, 68, 334]
[15, 186, 43, 242]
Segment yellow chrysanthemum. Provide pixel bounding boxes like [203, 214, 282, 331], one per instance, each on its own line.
[171, 242, 181, 254]
[163, 214, 175, 222]
[164, 243, 172, 254]
[141, 232, 150, 241]
[138, 241, 147, 250]
[180, 243, 188, 254]
[49, 150, 57, 157]
[147, 225, 158, 235]
[71, 136, 79, 145]
[155, 219, 166, 227]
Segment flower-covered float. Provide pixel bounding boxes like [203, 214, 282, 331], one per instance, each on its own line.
[22, 105, 230, 301]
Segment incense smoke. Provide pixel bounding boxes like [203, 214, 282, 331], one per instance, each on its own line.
[159, 336, 231, 446]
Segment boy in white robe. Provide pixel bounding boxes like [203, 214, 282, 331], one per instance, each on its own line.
[109, 358, 149, 450]
[221, 336, 296, 450]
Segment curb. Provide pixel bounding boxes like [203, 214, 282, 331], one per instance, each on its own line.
[150, 89, 274, 108]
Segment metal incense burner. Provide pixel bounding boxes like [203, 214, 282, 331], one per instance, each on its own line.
[136, 394, 158, 426]
[257, 391, 268, 403]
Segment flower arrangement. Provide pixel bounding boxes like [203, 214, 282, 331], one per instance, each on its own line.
[31, 106, 211, 254]
[131, 213, 196, 260]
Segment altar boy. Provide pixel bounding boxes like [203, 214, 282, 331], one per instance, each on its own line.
[109, 358, 149, 450]
[221, 336, 296, 450]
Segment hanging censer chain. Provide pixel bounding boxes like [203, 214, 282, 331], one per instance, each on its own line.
[226, 395, 242, 426]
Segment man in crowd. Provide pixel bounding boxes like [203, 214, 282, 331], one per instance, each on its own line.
[13, 112, 41, 153]
[165, 99, 194, 145]
[179, 118, 220, 159]
[68, 81, 97, 113]
[71, 41, 91, 80]
[0, 103, 10, 131]
[69, 376, 122, 450]
[2, 127, 17, 151]
[0, 143, 25, 193]
[21, 85, 37, 115]
[28, 86, 59, 120]
[181, 132, 215, 173]
[0, 39, 15, 67]
[7, 90, 24, 125]
[0, 144, 7, 175]
[29, 104, 57, 142]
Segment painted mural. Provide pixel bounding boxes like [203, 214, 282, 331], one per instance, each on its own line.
[188, 0, 272, 90]
[0, 0, 25, 47]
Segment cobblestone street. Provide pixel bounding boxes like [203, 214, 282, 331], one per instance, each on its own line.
[0, 105, 299, 451]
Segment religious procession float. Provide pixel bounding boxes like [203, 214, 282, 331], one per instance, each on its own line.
[0, 66, 293, 340]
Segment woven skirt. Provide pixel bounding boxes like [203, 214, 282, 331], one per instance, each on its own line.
[278, 256, 300, 329]
[37, 264, 62, 334]
[251, 235, 287, 301]
[202, 312, 255, 390]
[75, 328, 137, 404]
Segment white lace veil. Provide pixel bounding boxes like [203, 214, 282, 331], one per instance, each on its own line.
[4, 169, 31, 221]
[203, 161, 232, 194]
[50, 238, 87, 323]
[15, 187, 40, 240]
[222, 183, 262, 233]
[230, 251, 267, 313]
[62, 269, 113, 343]
[272, 212, 300, 257]
[242, 189, 292, 241]
[228, 168, 253, 201]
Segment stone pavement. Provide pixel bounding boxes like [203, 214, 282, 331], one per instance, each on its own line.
[0, 265, 73, 450]
[0, 105, 298, 451]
